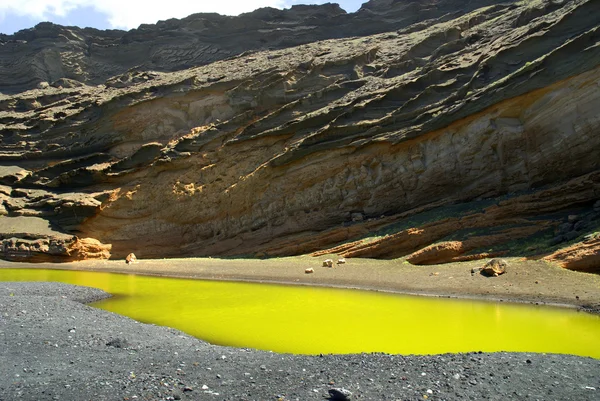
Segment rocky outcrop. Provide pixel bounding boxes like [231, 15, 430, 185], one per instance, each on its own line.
[544, 236, 600, 273]
[0, 216, 111, 262]
[312, 171, 600, 261]
[0, 0, 599, 265]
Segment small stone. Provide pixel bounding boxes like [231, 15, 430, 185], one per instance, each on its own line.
[106, 338, 128, 348]
[260, 365, 267, 370]
[202, 384, 209, 390]
[125, 253, 137, 264]
[328, 387, 352, 400]
[480, 258, 507, 277]
[337, 258, 346, 265]
[567, 214, 578, 222]
[183, 387, 193, 392]
[305, 268, 314, 274]
[526, 359, 532, 364]
[574, 220, 588, 231]
[564, 231, 579, 241]
[351, 212, 364, 222]
[322, 259, 334, 268]
[549, 235, 565, 246]
[558, 222, 573, 233]
[453, 373, 461, 380]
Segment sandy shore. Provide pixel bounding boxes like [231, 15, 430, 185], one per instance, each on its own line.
[3, 256, 600, 312]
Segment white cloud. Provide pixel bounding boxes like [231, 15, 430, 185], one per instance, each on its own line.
[96, 0, 290, 29]
[0, 0, 331, 31]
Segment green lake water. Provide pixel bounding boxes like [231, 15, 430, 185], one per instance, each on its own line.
[1, 268, 599, 358]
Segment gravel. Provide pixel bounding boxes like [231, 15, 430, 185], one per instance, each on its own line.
[1, 282, 599, 401]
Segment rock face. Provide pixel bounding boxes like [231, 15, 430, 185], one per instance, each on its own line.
[0, 0, 599, 267]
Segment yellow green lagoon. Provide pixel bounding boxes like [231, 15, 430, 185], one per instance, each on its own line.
[1, 268, 599, 357]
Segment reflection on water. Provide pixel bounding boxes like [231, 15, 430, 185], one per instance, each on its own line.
[1, 268, 599, 357]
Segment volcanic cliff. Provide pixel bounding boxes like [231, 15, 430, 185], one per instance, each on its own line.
[1, 0, 599, 271]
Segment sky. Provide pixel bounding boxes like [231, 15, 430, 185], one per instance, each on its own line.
[0, 0, 367, 35]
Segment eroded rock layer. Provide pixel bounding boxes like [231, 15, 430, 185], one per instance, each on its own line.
[0, 0, 599, 267]
[0, 0, 508, 94]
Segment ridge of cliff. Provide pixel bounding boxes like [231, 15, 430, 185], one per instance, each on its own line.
[2, 0, 505, 94]
[1, 0, 599, 270]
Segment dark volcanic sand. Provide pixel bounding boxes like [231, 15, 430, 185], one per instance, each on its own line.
[1, 282, 599, 401]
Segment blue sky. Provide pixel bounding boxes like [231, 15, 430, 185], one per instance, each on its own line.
[0, 1, 366, 35]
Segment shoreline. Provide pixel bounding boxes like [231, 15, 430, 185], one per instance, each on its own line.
[2, 255, 599, 313]
[1, 265, 600, 400]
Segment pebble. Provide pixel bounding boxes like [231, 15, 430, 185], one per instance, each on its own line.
[328, 387, 352, 400]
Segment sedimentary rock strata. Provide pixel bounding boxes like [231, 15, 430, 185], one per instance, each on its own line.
[0, 0, 599, 267]
[544, 237, 600, 273]
[0, 0, 510, 95]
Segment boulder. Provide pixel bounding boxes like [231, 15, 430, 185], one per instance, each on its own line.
[480, 258, 508, 277]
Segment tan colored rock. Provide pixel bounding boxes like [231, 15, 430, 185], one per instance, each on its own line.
[67, 237, 112, 261]
[305, 268, 314, 274]
[337, 258, 346, 265]
[322, 259, 333, 268]
[479, 259, 508, 277]
[125, 253, 137, 264]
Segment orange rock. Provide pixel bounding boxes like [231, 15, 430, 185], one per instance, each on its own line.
[544, 238, 600, 273]
[67, 237, 112, 261]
